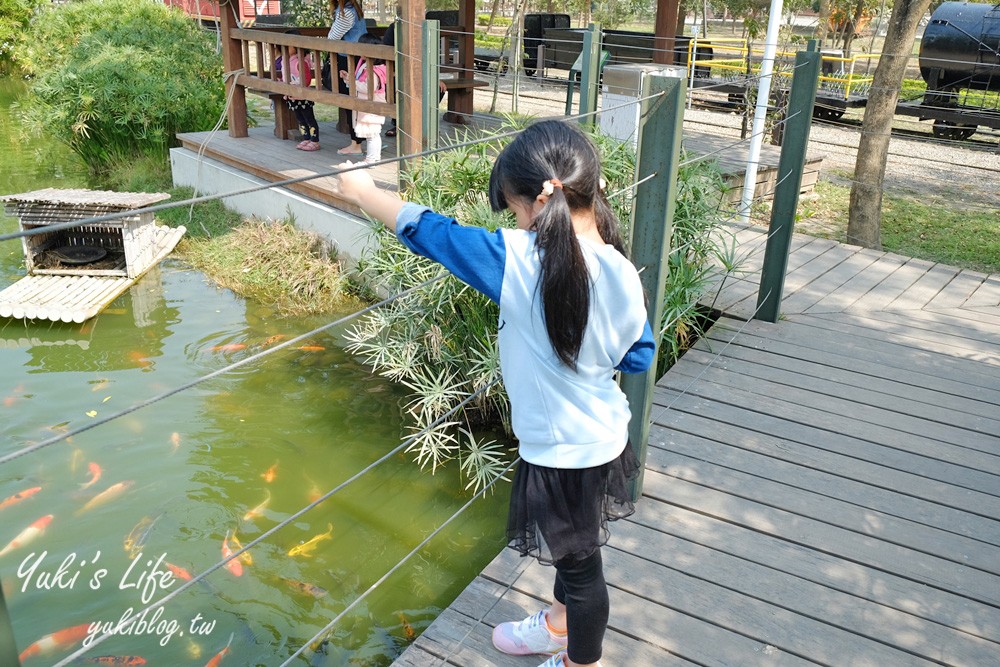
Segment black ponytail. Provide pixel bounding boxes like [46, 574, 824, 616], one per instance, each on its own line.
[489, 121, 620, 370]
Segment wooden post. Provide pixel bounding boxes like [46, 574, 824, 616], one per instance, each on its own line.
[653, 0, 680, 65]
[219, 1, 248, 138]
[621, 73, 686, 501]
[755, 46, 822, 323]
[0, 587, 20, 667]
[398, 0, 425, 175]
[578, 23, 601, 125]
[421, 20, 440, 150]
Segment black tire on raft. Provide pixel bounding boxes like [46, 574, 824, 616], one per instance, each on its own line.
[931, 119, 977, 141]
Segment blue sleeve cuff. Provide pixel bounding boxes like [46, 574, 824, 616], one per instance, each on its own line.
[396, 202, 432, 234]
[615, 320, 656, 373]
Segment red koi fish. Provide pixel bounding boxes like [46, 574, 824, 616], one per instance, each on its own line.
[80, 462, 102, 489]
[0, 515, 53, 558]
[204, 632, 234, 667]
[84, 657, 147, 665]
[165, 562, 193, 581]
[222, 531, 243, 576]
[18, 622, 90, 661]
[297, 345, 326, 351]
[0, 486, 41, 511]
[211, 343, 246, 352]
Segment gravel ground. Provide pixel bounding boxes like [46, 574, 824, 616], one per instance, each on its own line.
[470, 74, 1000, 234]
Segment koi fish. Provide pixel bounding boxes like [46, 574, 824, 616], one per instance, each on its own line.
[127, 351, 151, 369]
[76, 481, 133, 515]
[123, 514, 160, 559]
[261, 463, 278, 483]
[0, 486, 41, 511]
[0, 515, 53, 559]
[228, 529, 253, 566]
[204, 632, 234, 667]
[261, 334, 285, 347]
[399, 612, 416, 642]
[222, 531, 243, 576]
[186, 637, 203, 660]
[288, 523, 333, 558]
[18, 622, 90, 661]
[170, 432, 181, 453]
[297, 345, 326, 351]
[211, 343, 246, 352]
[83, 657, 147, 665]
[80, 462, 102, 489]
[90, 379, 110, 392]
[278, 576, 328, 599]
[242, 490, 271, 521]
[165, 562, 193, 581]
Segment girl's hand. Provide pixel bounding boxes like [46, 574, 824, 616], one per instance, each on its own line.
[335, 162, 376, 205]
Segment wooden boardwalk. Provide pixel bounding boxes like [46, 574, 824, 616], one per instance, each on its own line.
[393, 224, 1000, 667]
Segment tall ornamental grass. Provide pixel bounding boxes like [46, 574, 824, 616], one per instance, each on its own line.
[346, 121, 733, 491]
[15, 0, 224, 172]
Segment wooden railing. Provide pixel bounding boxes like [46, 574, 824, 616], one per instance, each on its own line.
[220, 9, 396, 139]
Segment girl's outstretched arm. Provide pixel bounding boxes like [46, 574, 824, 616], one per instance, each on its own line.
[336, 166, 404, 231]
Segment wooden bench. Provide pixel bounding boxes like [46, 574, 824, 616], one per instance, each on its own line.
[441, 77, 488, 124]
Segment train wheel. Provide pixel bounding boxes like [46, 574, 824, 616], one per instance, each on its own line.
[931, 119, 977, 141]
[812, 105, 844, 122]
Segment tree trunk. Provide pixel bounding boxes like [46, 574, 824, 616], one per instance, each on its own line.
[847, 0, 931, 249]
[815, 0, 830, 44]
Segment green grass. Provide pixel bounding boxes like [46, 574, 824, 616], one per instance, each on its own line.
[799, 180, 1000, 273]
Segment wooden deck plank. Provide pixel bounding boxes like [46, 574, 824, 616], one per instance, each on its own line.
[925, 269, 990, 309]
[885, 262, 961, 310]
[678, 345, 1000, 439]
[776, 243, 860, 314]
[701, 324, 1000, 419]
[837, 305, 1000, 346]
[933, 304, 1000, 328]
[653, 385, 1000, 502]
[779, 244, 880, 315]
[646, 436, 1000, 573]
[612, 517, 1000, 666]
[627, 495, 1000, 643]
[805, 250, 904, 313]
[651, 409, 1000, 546]
[964, 274, 1000, 307]
[641, 468, 1000, 608]
[845, 257, 934, 312]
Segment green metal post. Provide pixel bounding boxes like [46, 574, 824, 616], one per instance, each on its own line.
[577, 23, 601, 125]
[621, 73, 686, 501]
[421, 20, 440, 150]
[0, 587, 20, 667]
[755, 46, 822, 323]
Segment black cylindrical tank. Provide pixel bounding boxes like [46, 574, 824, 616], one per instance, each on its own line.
[919, 1, 1000, 92]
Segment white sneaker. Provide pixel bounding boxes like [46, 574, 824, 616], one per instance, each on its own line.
[538, 652, 604, 667]
[492, 610, 568, 656]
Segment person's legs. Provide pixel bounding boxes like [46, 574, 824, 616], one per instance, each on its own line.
[548, 550, 606, 666]
[336, 54, 364, 149]
[364, 133, 382, 162]
[301, 102, 319, 143]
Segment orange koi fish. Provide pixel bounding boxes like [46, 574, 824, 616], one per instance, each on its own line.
[84, 657, 147, 665]
[399, 613, 416, 642]
[127, 351, 151, 369]
[211, 343, 246, 352]
[287, 523, 333, 558]
[242, 490, 271, 521]
[90, 379, 110, 392]
[0, 514, 53, 559]
[0, 486, 41, 511]
[297, 345, 326, 351]
[170, 432, 181, 453]
[203, 632, 234, 667]
[261, 463, 278, 483]
[222, 531, 243, 576]
[77, 481, 133, 515]
[165, 562, 193, 581]
[18, 622, 91, 661]
[3, 396, 16, 407]
[80, 462, 102, 489]
[261, 334, 285, 347]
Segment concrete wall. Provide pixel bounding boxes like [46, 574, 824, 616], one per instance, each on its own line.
[169, 147, 375, 267]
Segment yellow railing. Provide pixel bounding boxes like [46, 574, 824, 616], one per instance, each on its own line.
[686, 38, 881, 100]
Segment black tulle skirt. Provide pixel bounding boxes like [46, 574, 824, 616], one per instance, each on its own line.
[505, 444, 640, 565]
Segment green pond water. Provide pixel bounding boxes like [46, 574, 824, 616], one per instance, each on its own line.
[0, 77, 510, 666]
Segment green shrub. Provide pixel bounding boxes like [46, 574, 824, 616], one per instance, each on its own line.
[477, 13, 512, 27]
[0, 0, 44, 74]
[15, 0, 224, 172]
[346, 121, 731, 490]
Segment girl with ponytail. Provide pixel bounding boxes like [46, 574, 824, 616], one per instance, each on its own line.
[337, 120, 655, 667]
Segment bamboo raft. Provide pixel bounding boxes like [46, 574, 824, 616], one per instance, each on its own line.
[0, 189, 185, 323]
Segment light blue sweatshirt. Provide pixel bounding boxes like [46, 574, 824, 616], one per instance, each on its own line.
[396, 203, 655, 469]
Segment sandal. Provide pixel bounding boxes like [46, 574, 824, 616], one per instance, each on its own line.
[385, 126, 397, 137]
[297, 141, 321, 152]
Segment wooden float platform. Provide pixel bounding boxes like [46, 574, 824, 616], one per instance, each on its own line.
[0, 225, 185, 323]
[393, 223, 1000, 667]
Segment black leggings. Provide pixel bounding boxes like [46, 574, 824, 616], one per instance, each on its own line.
[336, 53, 362, 144]
[553, 549, 607, 664]
[290, 102, 319, 142]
